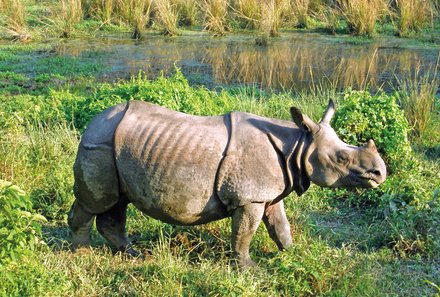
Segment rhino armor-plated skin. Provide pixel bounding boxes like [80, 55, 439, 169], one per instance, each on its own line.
[69, 100, 387, 267]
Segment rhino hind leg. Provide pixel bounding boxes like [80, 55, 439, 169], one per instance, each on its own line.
[68, 201, 94, 249]
[96, 198, 140, 257]
[231, 203, 265, 268]
[263, 200, 292, 250]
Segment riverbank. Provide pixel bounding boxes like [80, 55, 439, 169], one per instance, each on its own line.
[1, 0, 440, 43]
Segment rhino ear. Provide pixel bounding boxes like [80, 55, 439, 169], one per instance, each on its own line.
[365, 139, 378, 153]
[290, 107, 319, 134]
[320, 99, 335, 125]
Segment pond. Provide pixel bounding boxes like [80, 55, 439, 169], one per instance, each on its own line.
[27, 32, 440, 92]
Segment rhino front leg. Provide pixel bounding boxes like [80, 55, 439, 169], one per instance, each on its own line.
[263, 200, 292, 250]
[231, 203, 265, 268]
[96, 198, 140, 257]
[68, 201, 94, 249]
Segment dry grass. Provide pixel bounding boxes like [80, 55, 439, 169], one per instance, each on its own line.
[58, 0, 83, 38]
[397, 61, 439, 137]
[233, 0, 260, 29]
[200, 0, 229, 36]
[0, 0, 32, 41]
[117, 0, 152, 39]
[338, 0, 388, 37]
[154, 0, 179, 36]
[291, 0, 311, 28]
[86, 0, 114, 24]
[259, 0, 289, 38]
[174, 0, 198, 26]
[320, 5, 340, 34]
[396, 0, 433, 36]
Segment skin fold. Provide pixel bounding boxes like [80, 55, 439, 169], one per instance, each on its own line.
[69, 100, 386, 267]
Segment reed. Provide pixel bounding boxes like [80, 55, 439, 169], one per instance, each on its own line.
[174, 0, 198, 26]
[338, 0, 387, 37]
[233, 0, 260, 29]
[258, 0, 289, 38]
[320, 5, 340, 34]
[200, 0, 229, 36]
[59, 0, 83, 38]
[396, 0, 433, 36]
[154, 0, 179, 36]
[0, 0, 32, 41]
[397, 62, 439, 137]
[88, 0, 114, 24]
[117, 0, 152, 39]
[291, 0, 310, 28]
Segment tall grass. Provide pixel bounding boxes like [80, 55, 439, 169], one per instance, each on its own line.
[259, 0, 289, 38]
[338, 0, 387, 37]
[88, 0, 114, 24]
[291, 0, 311, 28]
[233, 0, 260, 29]
[174, 0, 198, 26]
[201, 0, 229, 36]
[117, 0, 152, 39]
[396, 0, 433, 36]
[154, 0, 179, 36]
[320, 5, 340, 34]
[397, 62, 439, 137]
[58, 0, 83, 38]
[0, 0, 32, 41]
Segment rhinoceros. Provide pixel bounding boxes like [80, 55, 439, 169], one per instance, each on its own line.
[68, 99, 386, 267]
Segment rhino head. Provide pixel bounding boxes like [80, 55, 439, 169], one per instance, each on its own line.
[291, 100, 386, 189]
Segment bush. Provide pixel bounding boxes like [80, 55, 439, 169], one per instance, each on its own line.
[0, 180, 46, 265]
[332, 90, 440, 256]
[332, 90, 412, 170]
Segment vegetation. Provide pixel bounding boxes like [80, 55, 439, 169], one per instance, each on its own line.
[0, 38, 439, 295]
[0, 0, 439, 41]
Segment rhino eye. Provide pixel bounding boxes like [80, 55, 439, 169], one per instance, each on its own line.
[336, 152, 349, 164]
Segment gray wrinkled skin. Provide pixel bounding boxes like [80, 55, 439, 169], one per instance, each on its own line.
[69, 100, 386, 267]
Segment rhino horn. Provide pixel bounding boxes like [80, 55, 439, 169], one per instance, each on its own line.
[319, 99, 335, 125]
[365, 139, 378, 153]
[290, 106, 319, 134]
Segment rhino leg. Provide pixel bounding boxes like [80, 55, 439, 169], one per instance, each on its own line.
[263, 200, 292, 250]
[231, 203, 265, 268]
[95, 198, 140, 257]
[68, 201, 94, 249]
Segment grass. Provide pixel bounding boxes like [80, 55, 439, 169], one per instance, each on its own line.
[174, 0, 199, 26]
[0, 0, 32, 41]
[59, 0, 83, 38]
[0, 36, 439, 295]
[201, 0, 229, 36]
[118, 0, 152, 39]
[338, 0, 388, 37]
[396, 0, 434, 37]
[397, 60, 439, 137]
[291, 0, 311, 29]
[0, 0, 439, 40]
[154, 0, 179, 36]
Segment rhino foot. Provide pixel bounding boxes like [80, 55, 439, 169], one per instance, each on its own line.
[68, 201, 94, 250]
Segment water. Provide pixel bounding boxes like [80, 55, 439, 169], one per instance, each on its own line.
[52, 32, 440, 92]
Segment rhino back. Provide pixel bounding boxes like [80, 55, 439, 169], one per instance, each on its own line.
[114, 101, 229, 225]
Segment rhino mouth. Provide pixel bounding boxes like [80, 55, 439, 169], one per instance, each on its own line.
[359, 171, 383, 188]
[367, 179, 379, 188]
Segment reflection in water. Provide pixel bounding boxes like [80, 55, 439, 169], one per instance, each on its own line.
[54, 34, 439, 92]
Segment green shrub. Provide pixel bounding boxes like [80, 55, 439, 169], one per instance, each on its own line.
[0, 180, 46, 265]
[332, 90, 440, 256]
[332, 90, 412, 171]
